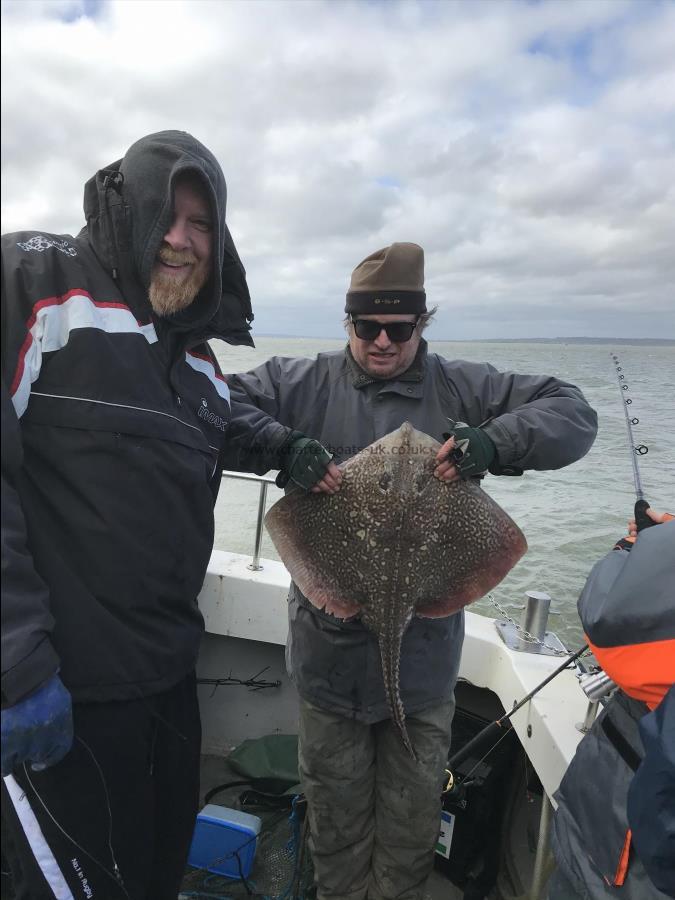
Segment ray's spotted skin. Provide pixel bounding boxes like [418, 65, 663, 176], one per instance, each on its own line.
[265, 422, 527, 758]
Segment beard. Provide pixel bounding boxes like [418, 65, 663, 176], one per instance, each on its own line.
[149, 248, 210, 317]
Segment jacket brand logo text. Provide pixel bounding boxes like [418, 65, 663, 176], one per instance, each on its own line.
[17, 235, 78, 257]
[198, 398, 227, 432]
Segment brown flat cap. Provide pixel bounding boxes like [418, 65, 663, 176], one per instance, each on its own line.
[345, 242, 426, 315]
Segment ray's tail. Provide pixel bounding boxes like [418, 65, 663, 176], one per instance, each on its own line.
[378, 629, 417, 761]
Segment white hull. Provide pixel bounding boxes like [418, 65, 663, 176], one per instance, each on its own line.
[197, 547, 590, 805]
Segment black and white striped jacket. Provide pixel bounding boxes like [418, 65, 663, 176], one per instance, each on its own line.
[1, 228, 286, 707]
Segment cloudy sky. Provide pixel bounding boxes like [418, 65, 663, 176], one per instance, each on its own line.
[2, 0, 674, 339]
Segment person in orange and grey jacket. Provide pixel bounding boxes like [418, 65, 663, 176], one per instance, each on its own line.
[549, 506, 675, 900]
[0, 131, 330, 900]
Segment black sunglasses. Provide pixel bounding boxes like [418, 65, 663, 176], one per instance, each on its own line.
[351, 318, 419, 342]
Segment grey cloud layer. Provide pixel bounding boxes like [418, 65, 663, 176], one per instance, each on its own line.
[2, 0, 674, 339]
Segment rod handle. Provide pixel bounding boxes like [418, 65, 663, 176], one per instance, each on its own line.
[634, 499, 655, 532]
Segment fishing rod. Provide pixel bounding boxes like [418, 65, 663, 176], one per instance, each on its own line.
[610, 353, 648, 501]
[443, 644, 588, 795]
[610, 353, 653, 528]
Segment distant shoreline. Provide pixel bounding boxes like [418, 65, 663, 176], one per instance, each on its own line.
[251, 334, 675, 345]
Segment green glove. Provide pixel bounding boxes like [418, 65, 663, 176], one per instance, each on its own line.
[277, 432, 333, 490]
[442, 423, 496, 478]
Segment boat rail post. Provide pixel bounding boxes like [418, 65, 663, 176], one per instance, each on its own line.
[517, 591, 551, 651]
[577, 700, 600, 734]
[247, 480, 269, 571]
[494, 588, 566, 655]
[530, 792, 554, 900]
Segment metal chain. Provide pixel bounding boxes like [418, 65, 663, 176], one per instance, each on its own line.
[487, 592, 568, 655]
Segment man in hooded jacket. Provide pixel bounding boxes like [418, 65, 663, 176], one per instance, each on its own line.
[0, 131, 327, 900]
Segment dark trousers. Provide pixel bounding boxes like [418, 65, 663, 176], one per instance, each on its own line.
[1, 672, 201, 900]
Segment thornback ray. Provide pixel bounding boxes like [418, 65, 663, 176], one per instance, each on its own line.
[265, 422, 527, 759]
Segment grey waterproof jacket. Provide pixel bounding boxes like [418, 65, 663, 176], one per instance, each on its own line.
[226, 342, 598, 721]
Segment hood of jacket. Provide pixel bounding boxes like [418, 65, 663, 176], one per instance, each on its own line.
[81, 129, 253, 346]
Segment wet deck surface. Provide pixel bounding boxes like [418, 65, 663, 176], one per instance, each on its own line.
[188, 742, 548, 899]
[186, 753, 467, 899]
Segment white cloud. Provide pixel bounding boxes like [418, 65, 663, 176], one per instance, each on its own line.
[2, 0, 674, 339]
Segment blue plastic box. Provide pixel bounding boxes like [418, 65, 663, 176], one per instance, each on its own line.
[188, 804, 262, 879]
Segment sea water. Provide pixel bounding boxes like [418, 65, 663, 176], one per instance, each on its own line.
[212, 338, 675, 647]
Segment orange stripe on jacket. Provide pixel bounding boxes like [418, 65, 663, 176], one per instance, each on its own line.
[586, 636, 675, 710]
[613, 830, 632, 886]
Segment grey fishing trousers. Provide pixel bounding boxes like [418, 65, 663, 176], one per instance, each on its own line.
[298, 696, 455, 900]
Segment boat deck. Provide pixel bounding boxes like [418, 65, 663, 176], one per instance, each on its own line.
[180, 753, 472, 900]
[180, 743, 544, 900]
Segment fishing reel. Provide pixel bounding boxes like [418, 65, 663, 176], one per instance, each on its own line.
[575, 665, 618, 733]
[578, 667, 617, 702]
[442, 769, 474, 808]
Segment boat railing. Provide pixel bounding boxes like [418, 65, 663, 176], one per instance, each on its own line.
[221, 469, 278, 571]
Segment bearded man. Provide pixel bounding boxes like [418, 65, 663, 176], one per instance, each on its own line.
[0, 131, 325, 899]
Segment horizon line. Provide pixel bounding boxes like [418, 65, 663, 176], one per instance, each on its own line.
[247, 334, 675, 344]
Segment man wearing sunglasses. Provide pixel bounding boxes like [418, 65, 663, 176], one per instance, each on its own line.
[226, 242, 598, 900]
